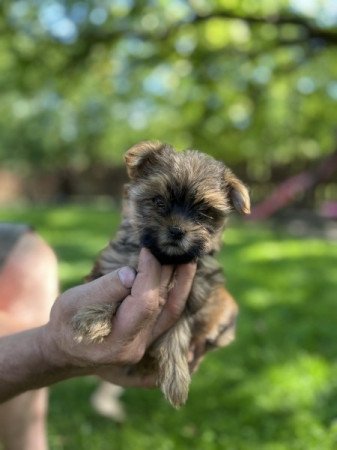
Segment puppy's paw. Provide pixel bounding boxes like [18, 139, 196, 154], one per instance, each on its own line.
[71, 304, 115, 343]
[91, 382, 126, 423]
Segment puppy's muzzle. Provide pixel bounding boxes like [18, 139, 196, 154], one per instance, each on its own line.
[168, 226, 185, 241]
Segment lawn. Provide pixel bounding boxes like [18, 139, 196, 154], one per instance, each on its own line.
[1, 204, 337, 450]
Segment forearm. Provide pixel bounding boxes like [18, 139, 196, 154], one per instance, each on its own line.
[0, 326, 85, 403]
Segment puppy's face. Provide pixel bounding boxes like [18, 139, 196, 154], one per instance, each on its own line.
[125, 141, 250, 265]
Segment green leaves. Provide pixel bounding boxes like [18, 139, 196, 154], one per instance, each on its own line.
[1, 0, 337, 172]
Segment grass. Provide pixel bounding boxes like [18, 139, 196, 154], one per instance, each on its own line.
[1, 204, 337, 450]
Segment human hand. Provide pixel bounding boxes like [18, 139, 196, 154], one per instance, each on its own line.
[41, 248, 196, 384]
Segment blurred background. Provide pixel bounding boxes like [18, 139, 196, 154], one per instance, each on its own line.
[1, 0, 337, 213]
[1, 1, 337, 449]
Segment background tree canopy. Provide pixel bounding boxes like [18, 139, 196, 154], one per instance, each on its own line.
[1, 0, 337, 183]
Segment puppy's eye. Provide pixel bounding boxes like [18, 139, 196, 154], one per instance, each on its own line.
[152, 196, 166, 210]
[196, 207, 224, 223]
[196, 210, 212, 221]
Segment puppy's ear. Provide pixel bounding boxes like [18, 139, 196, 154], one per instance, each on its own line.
[124, 141, 172, 179]
[224, 168, 251, 215]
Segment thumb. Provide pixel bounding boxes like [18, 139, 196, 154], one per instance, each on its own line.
[79, 266, 137, 307]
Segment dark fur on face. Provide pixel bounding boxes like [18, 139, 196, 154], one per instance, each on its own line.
[125, 142, 250, 265]
[74, 140, 250, 408]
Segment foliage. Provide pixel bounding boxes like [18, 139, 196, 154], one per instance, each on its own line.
[1, 204, 337, 449]
[1, 1, 337, 175]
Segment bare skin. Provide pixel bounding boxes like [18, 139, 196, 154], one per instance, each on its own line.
[0, 231, 58, 450]
[0, 248, 197, 403]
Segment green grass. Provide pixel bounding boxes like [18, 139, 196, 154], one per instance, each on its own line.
[2, 204, 337, 450]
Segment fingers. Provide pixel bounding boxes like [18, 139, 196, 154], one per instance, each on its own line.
[158, 264, 174, 306]
[168, 262, 197, 313]
[110, 249, 192, 361]
[151, 262, 197, 341]
[69, 266, 137, 309]
[117, 266, 137, 289]
[113, 248, 163, 337]
[96, 366, 157, 388]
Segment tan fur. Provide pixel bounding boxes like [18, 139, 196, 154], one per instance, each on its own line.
[72, 304, 116, 343]
[154, 318, 191, 407]
[192, 287, 238, 352]
[72, 141, 249, 407]
[125, 141, 166, 179]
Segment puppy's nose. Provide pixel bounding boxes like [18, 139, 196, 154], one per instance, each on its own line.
[168, 226, 185, 240]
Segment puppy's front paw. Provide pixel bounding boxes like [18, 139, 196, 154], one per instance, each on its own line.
[71, 304, 115, 343]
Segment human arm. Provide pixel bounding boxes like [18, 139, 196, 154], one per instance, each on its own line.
[0, 248, 196, 403]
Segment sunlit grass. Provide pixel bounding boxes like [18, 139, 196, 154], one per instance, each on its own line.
[1, 205, 337, 450]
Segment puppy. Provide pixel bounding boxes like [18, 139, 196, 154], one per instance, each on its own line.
[72, 141, 250, 408]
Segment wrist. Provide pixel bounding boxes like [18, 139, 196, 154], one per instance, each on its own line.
[0, 324, 89, 403]
[38, 323, 88, 377]
[37, 323, 65, 369]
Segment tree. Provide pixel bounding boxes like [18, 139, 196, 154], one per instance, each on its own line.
[1, 0, 337, 177]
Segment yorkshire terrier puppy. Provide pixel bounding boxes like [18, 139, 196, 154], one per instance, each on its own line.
[72, 141, 250, 408]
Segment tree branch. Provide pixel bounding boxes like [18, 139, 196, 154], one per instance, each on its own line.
[192, 10, 337, 45]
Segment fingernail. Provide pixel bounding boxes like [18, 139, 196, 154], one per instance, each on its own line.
[118, 266, 137, 288]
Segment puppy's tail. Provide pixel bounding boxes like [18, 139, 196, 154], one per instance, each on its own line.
[155, 318, 191, 408]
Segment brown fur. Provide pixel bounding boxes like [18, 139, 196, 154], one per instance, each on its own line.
[72, 141, 250, 407]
